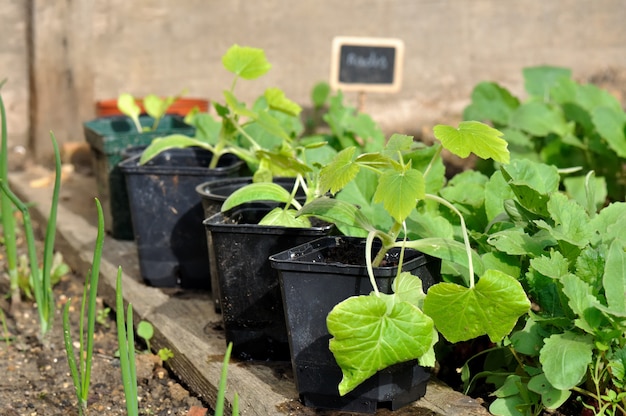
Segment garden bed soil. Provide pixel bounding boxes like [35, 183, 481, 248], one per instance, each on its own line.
[3, 160, 493, 416]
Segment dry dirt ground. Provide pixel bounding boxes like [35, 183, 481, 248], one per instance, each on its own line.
[0, 249, 209, 416]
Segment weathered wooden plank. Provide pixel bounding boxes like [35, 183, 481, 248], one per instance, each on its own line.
[8, 165, 491, 416]
[30, 0, 95, 161]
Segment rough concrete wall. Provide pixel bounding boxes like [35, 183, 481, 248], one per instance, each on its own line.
[0, 1, 29, 151]
[2, 0, 626, 160]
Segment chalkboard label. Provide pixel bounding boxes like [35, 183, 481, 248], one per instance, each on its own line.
[330, 37, 404, 93]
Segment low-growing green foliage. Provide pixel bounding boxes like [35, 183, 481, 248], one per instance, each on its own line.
[136, 320, 174, 361]
[464, 65, 626, 203]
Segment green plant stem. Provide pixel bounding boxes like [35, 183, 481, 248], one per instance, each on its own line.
[0, 180, 51, 335]
[116, 267, 138, 416]
[422, 143, 443, 179]
[0, 88, 19, 306]
[424, 193, 475, 287]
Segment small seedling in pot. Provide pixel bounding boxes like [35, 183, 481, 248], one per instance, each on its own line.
[117, 90, 187, 133]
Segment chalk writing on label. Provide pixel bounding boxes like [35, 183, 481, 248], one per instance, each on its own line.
[345, 52, 389, 70]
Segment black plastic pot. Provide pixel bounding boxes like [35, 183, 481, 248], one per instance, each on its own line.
[269, 236, 441, 413]
[119, 147, 243, 288]
[195, 177, 305, 312]
[204, 207, 333, 361]
[84, 115, 195, 240]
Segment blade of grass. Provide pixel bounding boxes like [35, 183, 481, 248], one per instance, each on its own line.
[116, 268, 138, 416]
[0, 86, 19, 306]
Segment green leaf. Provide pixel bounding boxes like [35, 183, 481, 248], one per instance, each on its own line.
[383, 134, 414, 156]
[590, 202, 626, 245]
[311, 82, 330, 108]
[423, 269, 530, 343]
[463, 81, 520, 125]
[327, 293, 435, 395]
[259, 208, 311, 228]
[298, 197, 375, 237]
[510, 316, 544, 357]
[489, 396, 526, 416]
[373, 168, 425, 223]
[264, 87, 302, 117]
[603, 240, 626, 313]
[563, 174, 607, 215]
[406, 210, 454, 240]
[136, 321, 154, 341]
[319, 147, 359, 194]
[484, 170, 516, 221]
[433, 121, 510, 163]
[592, 106, 626, 158]
[500, 159, 560, 216]
[543, 193, 593, 248]
[392, 272, 427, 308]
[117, 93, 142, 131]
[488, 228, 553, 257]
[509, 101, 569, 137]
[221, 183, 293, 212]
[530, 251, 569, 279]
[222, 44, 271, 80]
[143, 94, 171, 120]
[523, 66, 571, 98]
[139, 135, 210, 165]
[404, 237, 485, 278]
[540, 332, 593, 390]
[527, 373, 571, 410]
[560, 274, 605, 334]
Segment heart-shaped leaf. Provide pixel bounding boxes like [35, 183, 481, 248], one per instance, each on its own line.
[422, 269, 530, 343]
[327, 293, 435, 395]
[222, 44, 271, 80]
[373, 167, 425, 223]
[433, 121, 510, 163]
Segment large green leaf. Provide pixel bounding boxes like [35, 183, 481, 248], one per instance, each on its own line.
[264, 87, 302, 117]
[222, 44, 271, 80]
[541, 193, 593, 248]
[463, 81, 520, 125]
[221, 182, 292, 211]
[509, 101, 569, 137]
[539, 332, 593, 390]
[327, 292, 435, 395]
[423, 269, 530, 343]
[603, 240, 626, 314]
[523, 66, 571, 98]
[500, 159, 560, 216]
[591, 106, 626, 158]
[433, 121, 510, 163]
[258, 208, 311, 227]
[373, 168, 425, 223]
[298, 197, 375, 236]
[487, 227, 554, 257]
[403, 237, 485, 277]
[138, 135, 210, 165]
[527, 373, 571, 410]
[320, 147, 359, 194]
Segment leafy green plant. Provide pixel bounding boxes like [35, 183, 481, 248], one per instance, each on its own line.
[464, 65, 626, 203]
[63, 198, 105, 416]
[136, 320, 174, 361]
[117, 91, 185, 133]
[139, 44, 304, 177]
[0, 130, 62, 339]
[302, 81, 385, 154]
[444, 161, 626, 416]
[17, 251, 69, 300]
[296, 121, 531, 396]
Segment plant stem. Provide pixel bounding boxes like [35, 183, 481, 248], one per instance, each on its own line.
[0, 88, 19, 309]
[425, 193, 475, 287]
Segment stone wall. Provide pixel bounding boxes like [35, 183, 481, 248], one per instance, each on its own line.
[2, 0, 626, 161]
